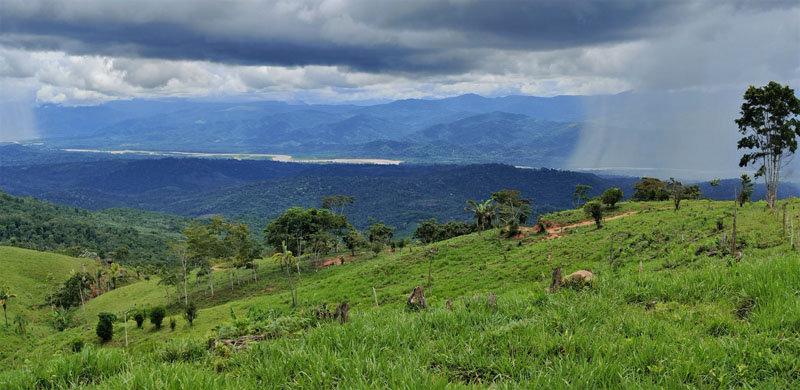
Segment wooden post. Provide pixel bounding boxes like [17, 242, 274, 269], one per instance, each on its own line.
[731, 194, 737, 256]
[372, 286, 379, 307]
[427, 256, 433, 296]
[791, 217, 794, 249]
[123, 308, 134, 348]
[609, 236, 614, 266]
[79, 282, 88, 326]
[783, 203, 788, 235]
[638, 260, 643, 273]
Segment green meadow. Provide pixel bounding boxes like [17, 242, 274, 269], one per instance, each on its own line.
[2, 199, 800, 388]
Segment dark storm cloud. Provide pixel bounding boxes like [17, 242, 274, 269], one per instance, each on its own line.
[0, 0, 751, 74]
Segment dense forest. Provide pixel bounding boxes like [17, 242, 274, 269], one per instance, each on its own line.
[0, 191, 188, 264]
[0, 156, 641, 236]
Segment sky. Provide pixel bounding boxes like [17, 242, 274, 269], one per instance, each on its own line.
[1, 0, 797, 106]
[1, 0, 799, 179]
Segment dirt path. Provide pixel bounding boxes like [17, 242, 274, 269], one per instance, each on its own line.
[318, 254, 354, 268]
[524, 210, 641, 240]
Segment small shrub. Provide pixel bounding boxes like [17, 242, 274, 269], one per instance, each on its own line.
[133, 310, 146, 328]
[96, 312, 116, 342]
[184, 302, 198, 327]
[70, 338, 85, 353]
[371, 242, 384, 257]
[170, 317, 177, 331]
[159, 338, 206, 363]
[150, 306, 166, 329]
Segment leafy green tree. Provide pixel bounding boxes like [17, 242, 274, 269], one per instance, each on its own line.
[271, 241, 299, 307]
[583, 201, 604, 229]
[321, 195, 356, 215]
[435, 221, 473, 241]
[666, 178, 685, 211]
[183, 302, 198, 327]
[1, 286, 17, 327]
[739, 174, 754, 206]
[184, 217, 228, 296]
[157, 268, 179, 303]
[264, 207, 350, 261]
[736, 82, 800, 208]
[464, 199, 496, 235]
[632, 178, 670, 201]
[573, 184, 592, 207]
[150, 306, 166, 329]
[225, 222, 261, 283]
[413, 219, 439, 244]
[600, 188, 624, 208]
[342, 230, 366, 256]
[710, 179, 721, 187]
[368, 222, 394, 244]
[96, 312, 116, 342]
[491, 190, 532, 226]
[52, 272, 93, 309]
[168, 241, 191, 305]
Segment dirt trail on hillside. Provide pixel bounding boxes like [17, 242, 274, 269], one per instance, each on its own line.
[525, 210, 641, 240]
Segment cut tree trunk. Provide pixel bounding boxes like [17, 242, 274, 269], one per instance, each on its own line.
[335, 302, 350, 323]
[406, 286, 427, 310]
[547, 267, 564, 293]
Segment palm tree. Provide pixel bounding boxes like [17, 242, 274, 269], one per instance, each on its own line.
[1, 286, 17, 327]
[271, 241, 299, 307]
[465, 199, 497, 235]
[109, 263, 122, 290]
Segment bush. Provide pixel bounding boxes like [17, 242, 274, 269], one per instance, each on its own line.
[133, 310, 146, 328]
[583, 201, 604, 228]
[184, 302, 198, 327]
[371, 242, 384, 257]
[170, 317, 177, 331]
[150, 306, 166, 329]
[96, 312, 116, 342]
[70, 338, 85, 353]
[601, 188, 624, 208]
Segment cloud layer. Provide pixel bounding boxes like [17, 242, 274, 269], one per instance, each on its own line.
[0, 0, 797, 105]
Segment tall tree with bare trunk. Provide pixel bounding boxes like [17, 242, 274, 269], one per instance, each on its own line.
[736, 82, 800, 208]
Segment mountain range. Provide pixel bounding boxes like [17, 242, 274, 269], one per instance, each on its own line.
[30, 94, 595, 167]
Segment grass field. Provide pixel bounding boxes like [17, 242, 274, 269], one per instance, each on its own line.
[2, 199, 800, 388]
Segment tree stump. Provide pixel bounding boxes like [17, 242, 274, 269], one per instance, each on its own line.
[334, 302, 350, 323]
[546, 267, 564, 293]
[406, 286, 427, 310]
[445, 299, 453, 311]
[488, 293, 497, 307]
[314, 303, 332, 321]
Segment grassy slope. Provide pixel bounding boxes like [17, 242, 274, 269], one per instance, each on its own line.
[3, 200, 800, 388]
[0, 247, 96, 360]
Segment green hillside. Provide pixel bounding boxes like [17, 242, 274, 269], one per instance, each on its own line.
[2, 199, 800, 388]
[0, 247, 97, 360]
[0, 191, 189, 265]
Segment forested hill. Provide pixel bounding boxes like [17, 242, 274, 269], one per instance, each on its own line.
[0, 191, 189, 265]
[0, 158, 640, 235]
